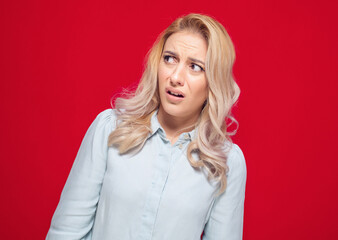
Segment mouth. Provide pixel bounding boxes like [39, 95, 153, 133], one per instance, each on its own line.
[166, 89, 184, 98]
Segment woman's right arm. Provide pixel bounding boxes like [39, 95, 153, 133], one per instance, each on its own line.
[46, 109, 115, 240]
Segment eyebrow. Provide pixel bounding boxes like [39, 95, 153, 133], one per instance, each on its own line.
[163, 50, 205, 66]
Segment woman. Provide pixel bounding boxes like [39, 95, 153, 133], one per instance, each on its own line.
[46, 13, 246, 240]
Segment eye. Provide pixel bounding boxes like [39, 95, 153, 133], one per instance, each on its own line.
[163, 55, 175, 64]
[190, 63, 204, 72]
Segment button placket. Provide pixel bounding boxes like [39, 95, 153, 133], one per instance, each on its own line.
[137, 135, 171, 239]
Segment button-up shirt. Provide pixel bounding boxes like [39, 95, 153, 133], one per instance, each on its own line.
[46, 109, 246, 240]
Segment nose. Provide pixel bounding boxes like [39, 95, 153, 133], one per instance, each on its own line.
[170, 64, 185, 86]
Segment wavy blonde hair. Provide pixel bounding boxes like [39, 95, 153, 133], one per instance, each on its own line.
[108, 13, 240, 193]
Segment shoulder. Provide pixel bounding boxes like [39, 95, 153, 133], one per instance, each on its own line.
[95, 108, 117, 121]
[226, 143, 247, 180]
[89, 108, 118, 135]
[227, 144, 245, 166]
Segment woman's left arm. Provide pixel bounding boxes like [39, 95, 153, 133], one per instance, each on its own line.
[203, 144, 247, 240]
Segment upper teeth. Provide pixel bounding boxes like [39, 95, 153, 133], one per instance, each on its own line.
[170, 91, 181, 96]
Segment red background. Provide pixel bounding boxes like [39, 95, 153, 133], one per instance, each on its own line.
[1, 0, 337, 239]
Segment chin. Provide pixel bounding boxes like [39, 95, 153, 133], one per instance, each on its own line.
[161, 104, 185, 117]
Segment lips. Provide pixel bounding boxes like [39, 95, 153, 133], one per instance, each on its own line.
[167, 90, 184, 98]
[166, 87, 185, 98]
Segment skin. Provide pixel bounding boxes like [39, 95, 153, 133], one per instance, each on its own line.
[157, 31, 208, 144]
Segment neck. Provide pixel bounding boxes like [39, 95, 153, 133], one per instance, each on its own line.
[157, 106, 199, 144]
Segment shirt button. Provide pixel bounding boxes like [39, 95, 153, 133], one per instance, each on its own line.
[184, 134, 190, 140]
[179, 144, 183, 149]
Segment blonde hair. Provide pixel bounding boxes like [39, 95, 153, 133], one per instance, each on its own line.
[108, 13, 240, 193]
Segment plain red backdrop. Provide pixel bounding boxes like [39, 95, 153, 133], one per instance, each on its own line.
[1, 0, 337, 239]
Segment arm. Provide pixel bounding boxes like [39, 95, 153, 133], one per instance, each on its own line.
[46, 109, 115, 240]
[203, 144, 247, 240]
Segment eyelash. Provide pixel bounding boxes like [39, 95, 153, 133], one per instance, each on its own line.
[163, 55, 175, 63]
[163, 55, 205, 72]
[191, 63, 205, 72]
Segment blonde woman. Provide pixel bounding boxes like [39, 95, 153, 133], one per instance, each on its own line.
[46, 13, 246, 240]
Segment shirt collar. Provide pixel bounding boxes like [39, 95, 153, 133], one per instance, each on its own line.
[148, 110, 197, 142]
[148, 110, 165, 139]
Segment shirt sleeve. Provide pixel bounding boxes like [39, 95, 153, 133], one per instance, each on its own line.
[46, 109, 115, 240]
[203, 144, 247, 240]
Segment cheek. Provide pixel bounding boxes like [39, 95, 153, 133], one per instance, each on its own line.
[195, 78, 208, 99]
[158, 61, 173, 82]
[158, 68, 165, 87]
[157, 65, 166, 97]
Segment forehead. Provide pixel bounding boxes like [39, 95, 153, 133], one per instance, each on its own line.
[163, 31, 207, 58]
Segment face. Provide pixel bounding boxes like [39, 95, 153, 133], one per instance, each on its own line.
[158, 31, 208, 123]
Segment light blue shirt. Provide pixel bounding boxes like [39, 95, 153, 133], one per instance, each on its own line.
[46, 109, 246, 240]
